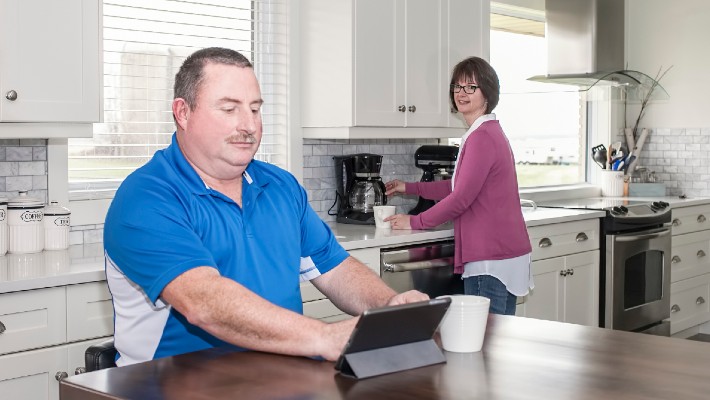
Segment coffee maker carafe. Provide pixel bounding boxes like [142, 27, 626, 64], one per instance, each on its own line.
[332, 154, 387, 225]
[409, 145, 459, 215]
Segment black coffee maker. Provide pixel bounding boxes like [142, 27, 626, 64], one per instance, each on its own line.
[409, 145, 459, 215]
[332, 154, 387, 225]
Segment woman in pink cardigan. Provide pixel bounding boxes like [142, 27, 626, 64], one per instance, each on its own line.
[384, 57, 533, 315]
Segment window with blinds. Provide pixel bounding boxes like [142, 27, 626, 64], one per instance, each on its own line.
[68, 0, 289, 200]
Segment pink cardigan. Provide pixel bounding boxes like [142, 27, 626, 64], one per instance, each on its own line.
[406, 120, 531, 273]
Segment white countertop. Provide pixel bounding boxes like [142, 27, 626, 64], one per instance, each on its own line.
[0, 206, 609, 294]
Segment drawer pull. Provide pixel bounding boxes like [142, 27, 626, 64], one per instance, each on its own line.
[671, 255, 681, 264]
[699, 215, 707, 223]
[697, 297, 706, 306]
[698, 250, 707, 258]
[672, 218, 681, 227]
[671, 304, 681, 313]
[575, 232, 588, 242]
[538, 238, 552, 248]
[55, 371, 68, 382]
[0, 320, 5, 334]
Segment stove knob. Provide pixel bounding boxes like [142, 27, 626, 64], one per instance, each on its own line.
[660, 201, 670, 208]
[619, 206, 629, 214]
[612, 206, 623, 215]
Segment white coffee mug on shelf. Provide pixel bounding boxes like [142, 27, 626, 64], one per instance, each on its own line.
[373, 205, 396, 229]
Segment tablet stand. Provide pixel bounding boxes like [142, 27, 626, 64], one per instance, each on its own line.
[338, 339, 445, 379]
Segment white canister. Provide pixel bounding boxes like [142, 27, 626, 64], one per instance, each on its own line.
[8, 191, 44, 254]
[44, 201, 71, 251]
[0, 197, 7, 256]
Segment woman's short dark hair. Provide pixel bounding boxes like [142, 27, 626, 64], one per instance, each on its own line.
[449, 57, 499, 114]
[174, 47, 253, 110]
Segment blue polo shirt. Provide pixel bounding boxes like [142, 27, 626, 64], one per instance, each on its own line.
[104, 133, 348, 365]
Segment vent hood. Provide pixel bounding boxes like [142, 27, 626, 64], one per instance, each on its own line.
[527, 0, 668, 99]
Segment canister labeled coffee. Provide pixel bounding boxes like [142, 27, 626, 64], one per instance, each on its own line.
[0, 197, 7, 255]
[44, 201, 71, 251]
[8, 191, 44, 254]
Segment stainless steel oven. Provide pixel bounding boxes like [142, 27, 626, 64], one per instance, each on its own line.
[606, 225, 671, 334]
[540, 198, 672, 335]
[380, 240, 463, 298]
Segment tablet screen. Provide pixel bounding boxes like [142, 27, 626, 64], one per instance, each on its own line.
[335, 297, 451, 370]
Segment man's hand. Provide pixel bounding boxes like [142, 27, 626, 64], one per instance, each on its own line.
[387, 290, 429, 306]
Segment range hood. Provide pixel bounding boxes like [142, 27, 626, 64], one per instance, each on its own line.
[527, 0, 668, 99]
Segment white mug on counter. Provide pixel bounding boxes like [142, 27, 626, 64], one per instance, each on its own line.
[373, 205, 396, 229]
[7, 191, 44, 254]
[437, 295, 490, 353]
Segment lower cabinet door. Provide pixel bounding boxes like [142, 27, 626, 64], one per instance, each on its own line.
[0, 345, 66, 400]
[562, 251, 599, 326]
[524, 257, 563, 322]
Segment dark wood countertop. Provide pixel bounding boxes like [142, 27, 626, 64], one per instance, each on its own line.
[61, 315, 710, 399]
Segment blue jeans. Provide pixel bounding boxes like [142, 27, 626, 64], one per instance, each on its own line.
[463, 275, 517, 315]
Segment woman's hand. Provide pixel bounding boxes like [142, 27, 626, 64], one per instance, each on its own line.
[384, 180, 406, 196]
[384, 214, 411, 230]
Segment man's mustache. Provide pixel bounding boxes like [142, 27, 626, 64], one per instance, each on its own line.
[226, 134, 257, 144]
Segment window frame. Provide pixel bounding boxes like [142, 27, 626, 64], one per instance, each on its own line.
[48, 1, 302, 227]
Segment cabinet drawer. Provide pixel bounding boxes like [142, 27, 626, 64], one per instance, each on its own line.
[671, 204, 710, 236]
[0, 287, 66, 355]
[303, 299, 343, 320]
[671, 230, 710, 282]
[300, 281, 325, 302]
[528, 219, 599, 261]
[348, 247, 380, 274]
[670, 274, 710, 335]
[66, 282, 114, 342]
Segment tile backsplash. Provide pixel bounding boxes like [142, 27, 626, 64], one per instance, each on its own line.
[615, 127, 710, 197]
[303, 138, 439, 222]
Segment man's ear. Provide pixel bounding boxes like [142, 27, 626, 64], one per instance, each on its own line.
[172, 98, 189, 131]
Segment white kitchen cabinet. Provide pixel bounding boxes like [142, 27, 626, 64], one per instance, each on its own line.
[300, 247, 380, 321]
[0, 336, 109, 400]
[521, 251, 600, 326]
[0, 282, 113, 400]
[518, 219, 601, 326]
[669, 202, 710, 335]
[299, 0, 489, 139]
[0, 0, 101, 138]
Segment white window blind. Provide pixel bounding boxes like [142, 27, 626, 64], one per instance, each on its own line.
[68, 0, 289, 200]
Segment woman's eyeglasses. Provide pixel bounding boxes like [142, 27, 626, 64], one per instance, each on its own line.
[450, 84, 478, 94]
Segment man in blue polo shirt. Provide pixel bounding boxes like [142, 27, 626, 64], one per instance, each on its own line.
[103, 47, 427, 366]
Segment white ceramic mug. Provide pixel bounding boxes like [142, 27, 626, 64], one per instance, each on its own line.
[373, 205, 396, 229]
[437, 295, 491, 353]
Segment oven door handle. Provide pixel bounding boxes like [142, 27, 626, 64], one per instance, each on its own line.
[614, 229, 671, 242]
[383, 257, 454, 273]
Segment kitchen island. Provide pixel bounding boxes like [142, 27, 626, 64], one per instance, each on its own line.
[60, 314, 710, 400]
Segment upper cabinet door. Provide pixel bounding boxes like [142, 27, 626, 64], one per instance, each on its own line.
[0, 0, 101, 123]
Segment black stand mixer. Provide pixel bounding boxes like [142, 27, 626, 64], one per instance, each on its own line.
[331, 154, 387, 225]
[409, 145, 459, 215]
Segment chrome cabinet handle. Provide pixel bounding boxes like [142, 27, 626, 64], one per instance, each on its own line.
[538, 238, 552, 248]
[697, 297, 706, 306]
[0, 320, 5, 334]
[55, 371, 68, 382]
[397, 105, 406, 112]
[408, 105, 416, 113]
[559, 270, 568, 277]
[698, 250, 706, 258]
[575, 232, 588, 242]
[671, 255, 681, 264]
[672, 218, 681, 227]
[699, 215, 707, 223]
[75, 367, 86, 375]
[568, 268, 574, 276]
[671, 304, 681, 313]
[5, 90, 17, 101]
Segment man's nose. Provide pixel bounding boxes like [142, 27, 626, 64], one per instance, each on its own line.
[237, 109, 258, 134]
